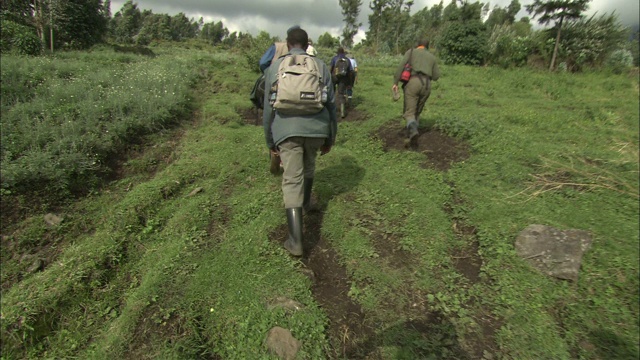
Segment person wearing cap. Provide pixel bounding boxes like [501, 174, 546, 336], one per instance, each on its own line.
[330, 47, 354, 117]
[259, 25, 301, 73]
[306, 39, 317, 57]
[391, 37, 440, 145]
[259, 25, 302, 174]
[263, 27, 338, 257]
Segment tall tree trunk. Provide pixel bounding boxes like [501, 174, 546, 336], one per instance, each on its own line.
[550, 15, 563, 71]
[49, 0, 54, 52]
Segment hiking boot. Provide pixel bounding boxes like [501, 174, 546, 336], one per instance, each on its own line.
[284, 208, 303, 256]
[270, 153, 281, 175]
[303, 178, 318, 215]
[407, 120, 419, 140]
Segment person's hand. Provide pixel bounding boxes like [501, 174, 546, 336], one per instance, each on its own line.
[320, 145, 332, 155]
[392, 84, 398, 93]
[270, 148, 279, 156]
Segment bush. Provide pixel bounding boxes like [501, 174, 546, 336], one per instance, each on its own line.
[487, 24, 534, 68]
[606, 49, 634, 74]
[0, 20, 42, 56]
[439, 21, 488, 65]
[240, 31, 277, 74]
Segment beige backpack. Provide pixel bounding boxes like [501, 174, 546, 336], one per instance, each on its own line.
[271, 53, 325, 115]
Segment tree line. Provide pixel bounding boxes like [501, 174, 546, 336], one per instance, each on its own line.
[1, 0, 638, 72]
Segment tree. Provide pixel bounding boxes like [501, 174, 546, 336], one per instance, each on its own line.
[200, 20, 228, 45]
[317, 32, 340, 48]
[526, 0, 590, 71]
[111, 0, 142, 44]
[485, 0, 521, 30]
[440, 0, 488, 65]
[339, 0, 362, 49]
[51, 0, 109, 49]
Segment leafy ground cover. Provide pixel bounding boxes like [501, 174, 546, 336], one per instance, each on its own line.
[1, 46, 638, 359]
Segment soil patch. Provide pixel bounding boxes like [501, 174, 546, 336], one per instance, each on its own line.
[269, 211, 375, 358]
[340, 108, 368, 122]
[375, 123, 471, 171]
[239, 107, 262, 126]
[451, 238, 482, 284]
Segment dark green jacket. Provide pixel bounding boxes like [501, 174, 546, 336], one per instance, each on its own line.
[263, 47, 338, 150]
[393, 47, 440, 85]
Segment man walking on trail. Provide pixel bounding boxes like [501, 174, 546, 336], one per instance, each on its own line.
[263, 27, 338, 257]
[392, 37, 440, 145]
[330, 47, 353, 117]
[257, 25, 302, 174]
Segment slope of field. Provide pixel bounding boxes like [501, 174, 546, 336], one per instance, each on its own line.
[1, 46, 638, 359]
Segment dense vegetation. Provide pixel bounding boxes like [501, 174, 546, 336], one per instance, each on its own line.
[1, 0, 638, 70]
[1, 42, 638, 359]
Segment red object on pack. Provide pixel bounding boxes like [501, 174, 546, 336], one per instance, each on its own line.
[400, 63, 411, 83]
[400, 47, 414, 84]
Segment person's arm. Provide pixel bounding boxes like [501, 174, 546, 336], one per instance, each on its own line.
[323, 65, 337, 153]
[431, 58, 441, 81]
[259, 44, 276, 73]
[263, 67, 276, 150]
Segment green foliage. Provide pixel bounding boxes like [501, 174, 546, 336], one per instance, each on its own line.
[525, 0, 590, 26]
[49, 0, 110, 50]
[487, 24, 533, 68]
[339, 0, 363, 49]
[0, 48, 202, 196]
[242, 31, 275, 73]
[606, 49, 634, 74]
[0, 19, 42, 55]
[317, 31, 340, 49]
[559, 13, 628, 71]
[440, 20, 488, 65]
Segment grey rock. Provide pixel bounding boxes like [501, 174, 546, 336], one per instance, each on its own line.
[267, 296, 304, 313]
[265, 326, 301, 360]
[515, 224, 592, 281]
[187, 187, 204, 197]
[44, 213, 63, 226]
[27, 258, 44, 274]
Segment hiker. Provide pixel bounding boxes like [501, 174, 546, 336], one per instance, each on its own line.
[257, 25, 302, 173]
[330, 47, 353, 93]
[392, 37, 440, 144]
[346, 53, 358, 100]
[306, 39, 317, 57]
[263, 27, 337, 257]
[330, 47, 353, 117]
[259, 25, 301, 73]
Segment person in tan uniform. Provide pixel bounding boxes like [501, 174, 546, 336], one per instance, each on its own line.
[259, 25, 301, 72]
[392, 37, 440, 143]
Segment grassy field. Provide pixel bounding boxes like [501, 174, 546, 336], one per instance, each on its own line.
[0, 45, 638, 359]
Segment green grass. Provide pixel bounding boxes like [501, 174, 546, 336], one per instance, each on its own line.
[1, 46, 638, 359]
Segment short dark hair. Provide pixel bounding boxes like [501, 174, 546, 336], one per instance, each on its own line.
[337, 47, 345, 54]
[287, 28, 308, 48]
[417, 38, 430, 48]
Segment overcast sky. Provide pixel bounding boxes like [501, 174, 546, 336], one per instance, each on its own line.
[110, 0, 640, 44]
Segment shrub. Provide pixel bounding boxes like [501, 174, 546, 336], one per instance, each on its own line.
[439, 21, 488, 65]
[606, 49, 634, 74]
[0, 20, 42, 56]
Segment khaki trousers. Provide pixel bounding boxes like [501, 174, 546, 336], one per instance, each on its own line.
[278, 137, 325, 208]
[402, 74, 431, 126]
